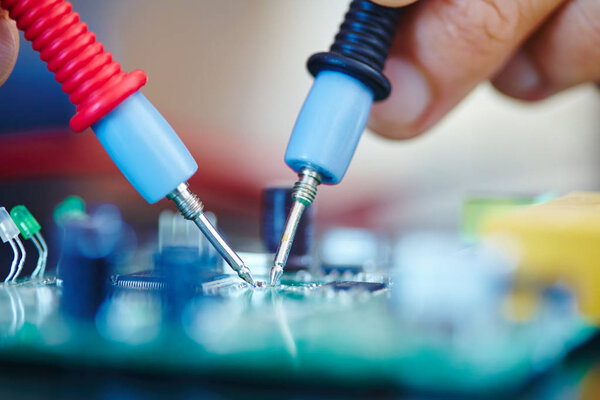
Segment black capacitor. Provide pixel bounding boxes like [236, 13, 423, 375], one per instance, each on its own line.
[261, 187, 314, 270]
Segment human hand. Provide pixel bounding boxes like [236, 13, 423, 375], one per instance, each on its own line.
[369, 0, 600, 139]
[0, 9, 18, 86]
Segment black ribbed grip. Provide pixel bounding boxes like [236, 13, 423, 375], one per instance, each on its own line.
[307, 0, 401, 101]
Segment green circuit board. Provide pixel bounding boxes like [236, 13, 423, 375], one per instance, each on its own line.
[0, 195, 596, 397]
[0, 268, 594, 397]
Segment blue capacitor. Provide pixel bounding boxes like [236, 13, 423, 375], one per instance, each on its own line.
[92, 91, 198, 204]
[285, 71, 373, 184]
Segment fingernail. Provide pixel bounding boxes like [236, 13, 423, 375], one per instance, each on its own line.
[0, 15, 18, 85]
[369, 58, 431, 138]
[494, 50, 551, 101]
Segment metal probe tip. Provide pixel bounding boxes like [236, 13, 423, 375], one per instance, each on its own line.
[270, 168, 321, 286]
[168, 183, 256, 287]
[270, 264, 284, 287]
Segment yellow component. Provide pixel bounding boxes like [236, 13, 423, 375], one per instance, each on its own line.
[482, 192, 600, 323]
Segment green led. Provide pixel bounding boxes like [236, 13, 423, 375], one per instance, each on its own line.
[53, 195, 87, 225]
[10, 205, 41, 240]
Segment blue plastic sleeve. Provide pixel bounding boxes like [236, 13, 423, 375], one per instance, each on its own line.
[284, 70, 374, 184]
[92, 92, 198, 203]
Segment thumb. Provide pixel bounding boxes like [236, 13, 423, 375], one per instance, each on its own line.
[0, 9, 18, 86]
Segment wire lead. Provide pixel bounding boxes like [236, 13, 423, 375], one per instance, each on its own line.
[35, 233, 49, 278]
[10, 237, 26, 282]
[30, 235, 44, 278]
[5, 239, 19, 283]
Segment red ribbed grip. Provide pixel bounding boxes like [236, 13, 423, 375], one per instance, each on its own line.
[1, 0, 147, 132]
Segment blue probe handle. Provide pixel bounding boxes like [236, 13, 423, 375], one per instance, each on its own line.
[286, 71, 373, 184]
[285, 0, 401, 184]
[92, 92, 198, 204]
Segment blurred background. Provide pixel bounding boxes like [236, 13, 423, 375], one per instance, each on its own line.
[0, 0, 599, 237]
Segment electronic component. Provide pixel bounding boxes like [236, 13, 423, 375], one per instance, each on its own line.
[112, 270, 165, 291]
[271, 1, 401, 285]
[392, 232, 513, 327]
[59, 219, 114, 321]
[53, 195, 87, 226]
[482, 192, 600, 322]
[262, 187, 313, 271]
[319, 228, 385, 273]
[158, 209, 218, 266]
[324, 281, 386, 292]
[111, 209, 248, 317]
[111, 270, 236, 294]
[0, 206, 26, 282]
[155, 246, 218, 274]
[10, 205, 48, 279]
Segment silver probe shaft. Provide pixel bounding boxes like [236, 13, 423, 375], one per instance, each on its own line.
[167, 183, 255, 286]
[270, 168, 321, 286]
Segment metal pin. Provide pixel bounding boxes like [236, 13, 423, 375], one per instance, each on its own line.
[35, 233, 48, 278]
[167, 183, 256, 286]
[9, 237, 26, 282]
[5, 239, 19, 283]
[30, 235, 44, 278]
[270, 168, 321, 286]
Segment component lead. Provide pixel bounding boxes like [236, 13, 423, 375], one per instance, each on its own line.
[5, 239, 19, 283]
[8, 237, 26, 282]
[30, 235, 44, 278]
[0, 207, 25, 283]
[35, 233, 49, 278]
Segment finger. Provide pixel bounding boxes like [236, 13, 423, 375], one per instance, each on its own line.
[0, 9, 18, 86]
[371, 0, 419, 7]
[493, 0, 600, 101]
[368, 0, 565, 140]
